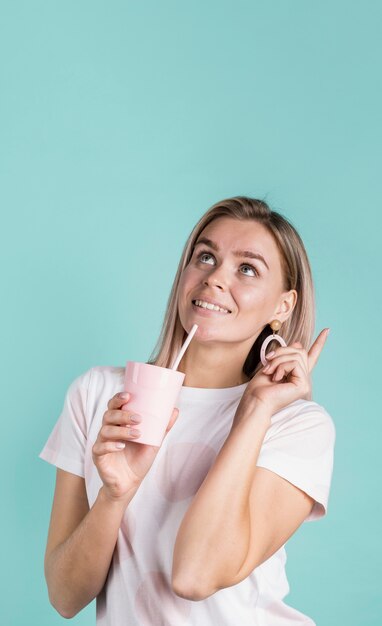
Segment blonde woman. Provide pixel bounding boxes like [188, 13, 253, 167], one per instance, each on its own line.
[40, 196, 335, 625]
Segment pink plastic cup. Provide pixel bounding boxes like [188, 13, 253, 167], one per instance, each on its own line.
[122, 361, 185, 446]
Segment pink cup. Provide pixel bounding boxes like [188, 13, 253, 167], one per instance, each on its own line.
[122, 361, 185, 446]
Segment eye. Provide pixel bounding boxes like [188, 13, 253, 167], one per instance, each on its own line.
[197, 251, 215, 265]
[240, 264, 258, 277]
[197, 250, 259, 277]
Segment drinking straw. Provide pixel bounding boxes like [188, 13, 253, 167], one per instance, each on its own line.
[171, 324, 198, 370]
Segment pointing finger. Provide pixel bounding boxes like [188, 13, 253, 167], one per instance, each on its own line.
[308, 328, 330, 372]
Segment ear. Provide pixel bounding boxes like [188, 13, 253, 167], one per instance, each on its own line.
[271, 289, 298, 323]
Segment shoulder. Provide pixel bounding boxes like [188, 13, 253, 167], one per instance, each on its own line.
[84, 365, 125, 397]
[70, 364, 124, 382]
[62, 366, 125, 434]
[82, 365, 125, 409]
[88, 365, 125, 385]
[66, 365, 125, 405]
[257, 399, 336, 523]
[268, 398, 336, 442]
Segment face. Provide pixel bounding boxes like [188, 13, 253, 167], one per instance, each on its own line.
[177, 217, 296, 344]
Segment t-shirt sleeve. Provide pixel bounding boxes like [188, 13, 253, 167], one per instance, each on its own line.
[256, 403, 336, 522]
[38, 368, 93, 478]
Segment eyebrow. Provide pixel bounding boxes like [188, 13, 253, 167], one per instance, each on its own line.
[194, 237, 270, 270]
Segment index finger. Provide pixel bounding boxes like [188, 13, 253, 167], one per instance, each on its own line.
[307, 328, 330, 372]
[107, 392, 131, 410]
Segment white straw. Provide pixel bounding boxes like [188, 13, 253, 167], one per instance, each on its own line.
[171, 324, 198, 371]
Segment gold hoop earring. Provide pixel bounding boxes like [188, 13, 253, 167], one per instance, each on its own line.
[260, 320, 287, 366]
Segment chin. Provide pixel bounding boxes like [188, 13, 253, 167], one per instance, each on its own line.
[190, 325, 222, 342]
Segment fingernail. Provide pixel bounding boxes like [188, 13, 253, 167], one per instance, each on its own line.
[267, 351, 276, 358]
[119, 392, 129, 399]
[130, 414, 141, 424]
[129, 428, 141, 437]
[326, 328, 331, 336]
[115, 442, 125, 449]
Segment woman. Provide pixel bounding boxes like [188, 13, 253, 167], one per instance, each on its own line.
[39, 196, 335, 625]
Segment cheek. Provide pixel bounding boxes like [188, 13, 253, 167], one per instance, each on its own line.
[238, 289, 267, 310]
[180, 265, 199, 287]
[178, 268, 194, 304]
[178, 270, 188, 295]
[237, 288, 277, 323]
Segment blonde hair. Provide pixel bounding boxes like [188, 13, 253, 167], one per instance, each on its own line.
[148, 196, 315, 379]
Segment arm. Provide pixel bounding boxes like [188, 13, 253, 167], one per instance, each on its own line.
[171, 404, 314, 601]
[171, 333, 330, 601]
[44, 468, 138, 618]
[43, 391, 179, 618]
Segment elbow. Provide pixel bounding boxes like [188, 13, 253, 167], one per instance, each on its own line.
[171, 574, 216, 602]
[172, 582, 209, 602]
[47, 585, 83, 619]
[49, 594, 79, 620]
[50, 602, 75, 620]
[45, 564, 90, 618]
[45, 560, 77, 618]
[57, 608, 77, 620]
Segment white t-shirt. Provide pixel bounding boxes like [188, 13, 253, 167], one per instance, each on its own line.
[39, 365, 336, 626]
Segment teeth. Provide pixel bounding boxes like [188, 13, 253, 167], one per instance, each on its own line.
[194, 299, 229, 314]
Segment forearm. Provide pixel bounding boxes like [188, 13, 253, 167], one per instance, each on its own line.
[172, 404, 271, 598]
[46, 485, 138, 618]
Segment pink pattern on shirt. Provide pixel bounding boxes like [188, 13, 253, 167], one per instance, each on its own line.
[155, 442, 216, 502]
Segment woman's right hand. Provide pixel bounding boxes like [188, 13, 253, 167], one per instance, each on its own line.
[92, 392, 179, 502]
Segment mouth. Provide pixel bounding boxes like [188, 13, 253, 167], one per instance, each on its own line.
[191, 299, 232, 314]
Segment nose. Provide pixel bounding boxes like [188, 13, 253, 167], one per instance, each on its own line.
[203, 265, 228, 291]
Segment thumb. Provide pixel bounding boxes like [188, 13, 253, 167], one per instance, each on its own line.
[165, 407, 179, 434]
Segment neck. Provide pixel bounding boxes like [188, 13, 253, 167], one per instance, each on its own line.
[177, 341, 253, 388]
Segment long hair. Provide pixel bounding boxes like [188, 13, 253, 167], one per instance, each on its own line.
[148, 196, 315, 379]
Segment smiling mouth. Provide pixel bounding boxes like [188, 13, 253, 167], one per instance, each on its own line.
[192, 299, 232, 314]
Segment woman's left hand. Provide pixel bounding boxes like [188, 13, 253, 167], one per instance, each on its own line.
[235, 329, 330, 425]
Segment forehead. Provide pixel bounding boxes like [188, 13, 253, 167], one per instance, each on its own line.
[199, 217, 281, 268]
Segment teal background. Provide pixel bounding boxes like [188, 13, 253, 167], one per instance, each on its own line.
[1, 1, 380, 624]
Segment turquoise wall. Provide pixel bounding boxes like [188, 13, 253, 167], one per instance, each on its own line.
[1, 1, 380, 624]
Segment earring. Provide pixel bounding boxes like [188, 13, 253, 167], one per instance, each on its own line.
[260, 320, 287, 367]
